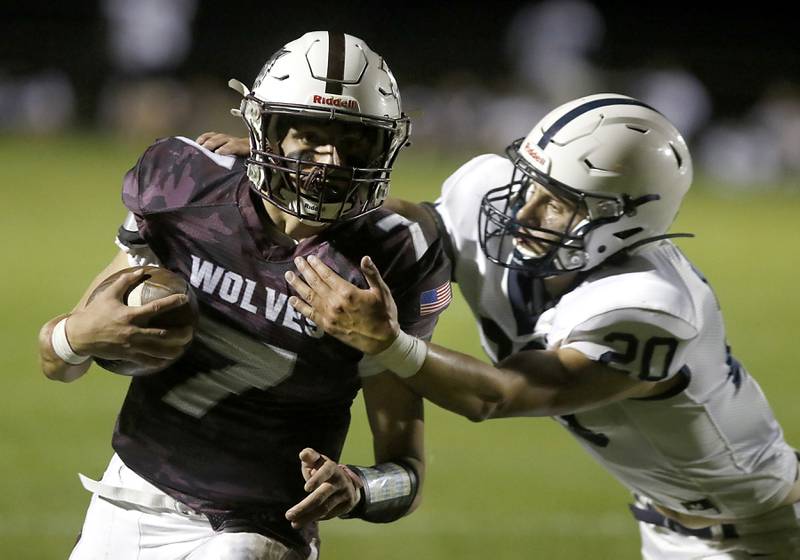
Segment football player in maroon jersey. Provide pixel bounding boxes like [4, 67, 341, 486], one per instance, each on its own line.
[39, 32, 451, 560]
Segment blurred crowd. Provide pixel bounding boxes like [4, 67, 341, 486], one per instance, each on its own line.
[2, 0, 799, 190]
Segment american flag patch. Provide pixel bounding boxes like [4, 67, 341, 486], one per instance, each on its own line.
[420, 282, 452, 316]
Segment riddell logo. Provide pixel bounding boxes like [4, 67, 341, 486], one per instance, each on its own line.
[522, 142, 550, 170]
[523, 143, 545, 165]
[310, 95, 360, 111]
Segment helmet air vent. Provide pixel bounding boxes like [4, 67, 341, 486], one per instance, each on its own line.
[614, 227, 644, 240]
[584, 158, 616, 174]
[669, 142, 684, 168]
[625, 125, 649, 134]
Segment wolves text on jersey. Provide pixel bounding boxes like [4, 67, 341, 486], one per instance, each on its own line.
[189, 255, 323, 339]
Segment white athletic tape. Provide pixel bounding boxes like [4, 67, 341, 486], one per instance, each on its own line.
[372, 330, 427, 378]
[51, 317, 90, 365]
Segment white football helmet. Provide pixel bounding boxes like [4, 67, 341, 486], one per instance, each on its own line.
[230, 31, 410, 223]
[479, 93, 693, 277]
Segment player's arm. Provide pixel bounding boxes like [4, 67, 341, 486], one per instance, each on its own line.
[285, 255, 679, 419]
[38, 250, 191, 382]
[39, 251, 130, 382]
[357, 370, 425, 512]
[284, 373, 423, 528]
[409, 344, 670, 420]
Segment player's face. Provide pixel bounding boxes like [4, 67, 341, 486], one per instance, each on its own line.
[280, 119, 380, 168]
[279, 118, 383, 201]
[513, 181, 586, 257]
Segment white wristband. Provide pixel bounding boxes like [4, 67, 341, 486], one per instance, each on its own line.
[372, 330, 428, 378]
[51, 317, 90, 365]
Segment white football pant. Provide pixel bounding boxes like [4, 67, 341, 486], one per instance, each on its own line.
[638, 502, 800, 559]
[69, 454, 319, 560]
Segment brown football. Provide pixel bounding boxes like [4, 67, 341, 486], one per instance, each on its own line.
[87, 265, 199, 376]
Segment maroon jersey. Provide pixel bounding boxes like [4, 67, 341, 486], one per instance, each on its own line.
[113, 137, 451, 549]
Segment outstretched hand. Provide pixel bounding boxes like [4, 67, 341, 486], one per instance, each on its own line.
[196, 132, 249, 156]
[285, 255, 399, 354]
[285, 448, 362, 528]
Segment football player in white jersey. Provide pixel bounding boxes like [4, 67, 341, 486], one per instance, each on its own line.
[271, 94, 800, 558]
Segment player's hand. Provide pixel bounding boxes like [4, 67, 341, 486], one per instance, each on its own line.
[67, 269, 193, 367]
[285, 255, 399, 354]
[195, 132, 249, 156]
[285, 448, 362, 528]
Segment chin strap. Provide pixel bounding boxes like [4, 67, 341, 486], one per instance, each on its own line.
[624, 232, 695, 253]
[228, 79, 250, 117]
[621, 193, 660, 215]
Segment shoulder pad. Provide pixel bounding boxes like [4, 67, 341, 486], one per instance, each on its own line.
[559, 265, 696, 329]
[551, 271, 698, 382]
[123, 137, 241, 215]
[437, 154, 513, 245]
[369, 209, 430, 262]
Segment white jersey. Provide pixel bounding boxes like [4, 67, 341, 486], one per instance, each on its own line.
[436, 154, 798, 519]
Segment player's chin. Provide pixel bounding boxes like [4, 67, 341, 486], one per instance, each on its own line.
[513, 236, 547, 259]
[287, 180, 349, 206]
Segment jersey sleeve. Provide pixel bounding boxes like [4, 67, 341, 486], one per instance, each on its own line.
[561, 308, 698, 382]
[114, 211, 162, 267]
[115, 136, 237, 265]
[434, 154, 506, 251]
[115, 145, 155, 265]
[120, 136, 234, 219]
[117, 138, 170, 249]
[428, 154, 513, 286]
[119, 138, 170, 218]
[116, 137, 190, 266]
[115, 141, 167, 266]
[385, 233, 452, 340]
[120, 159, 143, 218]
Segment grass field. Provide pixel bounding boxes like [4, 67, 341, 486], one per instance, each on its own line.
[1, 133, 799, 559]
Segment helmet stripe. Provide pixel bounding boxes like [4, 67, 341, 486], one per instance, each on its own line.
[537, 98, 658, 149]
[325, 31, 346, 95]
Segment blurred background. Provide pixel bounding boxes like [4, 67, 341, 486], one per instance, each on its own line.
[2, 1, 799, 559]
[3, 0, 800, 188]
